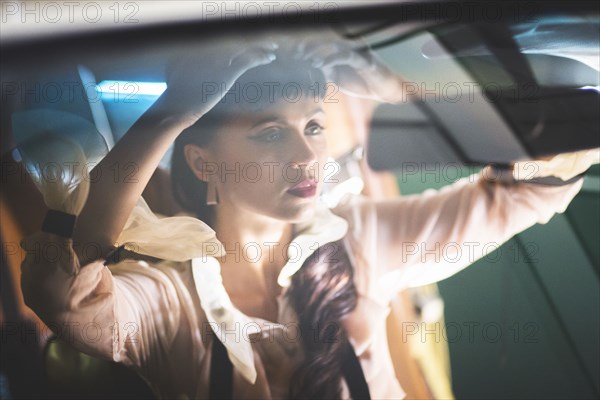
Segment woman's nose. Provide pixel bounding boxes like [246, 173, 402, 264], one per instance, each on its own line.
[289, 133, 319, 169]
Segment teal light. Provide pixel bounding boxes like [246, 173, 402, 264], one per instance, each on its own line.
[96, 80, 167, 97]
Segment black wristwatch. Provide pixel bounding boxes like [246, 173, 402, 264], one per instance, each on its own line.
[41, 209, 76, 238]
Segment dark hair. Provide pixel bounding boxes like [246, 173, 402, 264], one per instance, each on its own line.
[287, 241, 358, 399]
[171, 114, 221, 226]
[169, 48, 359, 397]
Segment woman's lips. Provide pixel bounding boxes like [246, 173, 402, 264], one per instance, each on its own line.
[287, 179, 317, 198]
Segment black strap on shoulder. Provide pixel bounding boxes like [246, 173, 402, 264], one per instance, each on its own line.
[209, 334, 233, 400]
[341, 338, 371, 400]
[208, 334, 370, 399]
[103, 245, 163, 266]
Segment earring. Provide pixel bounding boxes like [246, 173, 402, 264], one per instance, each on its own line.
[206, 179, 219, 206]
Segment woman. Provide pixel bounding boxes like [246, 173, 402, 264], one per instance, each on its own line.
[20, 37, 588, 399]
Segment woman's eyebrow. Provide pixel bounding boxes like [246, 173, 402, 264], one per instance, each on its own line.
[307, 108, 325, 118]
[249, 115, 286, 129]
[249, 108, 325, 130]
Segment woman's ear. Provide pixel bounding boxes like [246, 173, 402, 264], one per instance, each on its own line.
[183, 143, 212, 182]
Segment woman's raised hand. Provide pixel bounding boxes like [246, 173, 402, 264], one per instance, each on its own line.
[73, 39, 276, 263]
[298, 38, 407, 104]
[512, 149, 600, 181]
[159, 39, 278, 129]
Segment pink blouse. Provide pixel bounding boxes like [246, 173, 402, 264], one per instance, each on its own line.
[20, 173, 583, 399]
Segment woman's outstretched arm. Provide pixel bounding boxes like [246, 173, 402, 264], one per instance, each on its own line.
[334, 168, 586, 296]
[314, 41, 596, 294]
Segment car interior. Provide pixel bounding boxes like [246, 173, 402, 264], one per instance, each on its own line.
[1, 1, 599, 399]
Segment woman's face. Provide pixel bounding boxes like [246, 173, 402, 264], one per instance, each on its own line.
[186, 94, 330, 223]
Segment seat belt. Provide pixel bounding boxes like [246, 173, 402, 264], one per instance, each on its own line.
[208, 336, 371, 399]
[341, 339, 371, 399]
[209, 335, 233, 400]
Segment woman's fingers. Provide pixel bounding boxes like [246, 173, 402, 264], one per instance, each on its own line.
[319, 49, 374, 71]
[159, 39, 280, 127]
[294, 36, 404, 103]
[168, 39, 276, 80]
[304, 43, 340, 62]
[228, 43, 278, 73]
[295, 37, 342, 63]
[299, 37, 366, 61]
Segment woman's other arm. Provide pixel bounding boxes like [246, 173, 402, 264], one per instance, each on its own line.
[335, 168, 585, 292]
[20, 231, 184, 368]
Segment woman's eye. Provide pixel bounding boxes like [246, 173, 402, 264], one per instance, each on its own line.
[305, 123, 325, 136]
[257, 128, 283, 142]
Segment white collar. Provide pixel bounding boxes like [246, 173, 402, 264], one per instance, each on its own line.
[277, 201, 349, 287]
[193, 202, 347, 383]
[117, 197, 349, 384]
